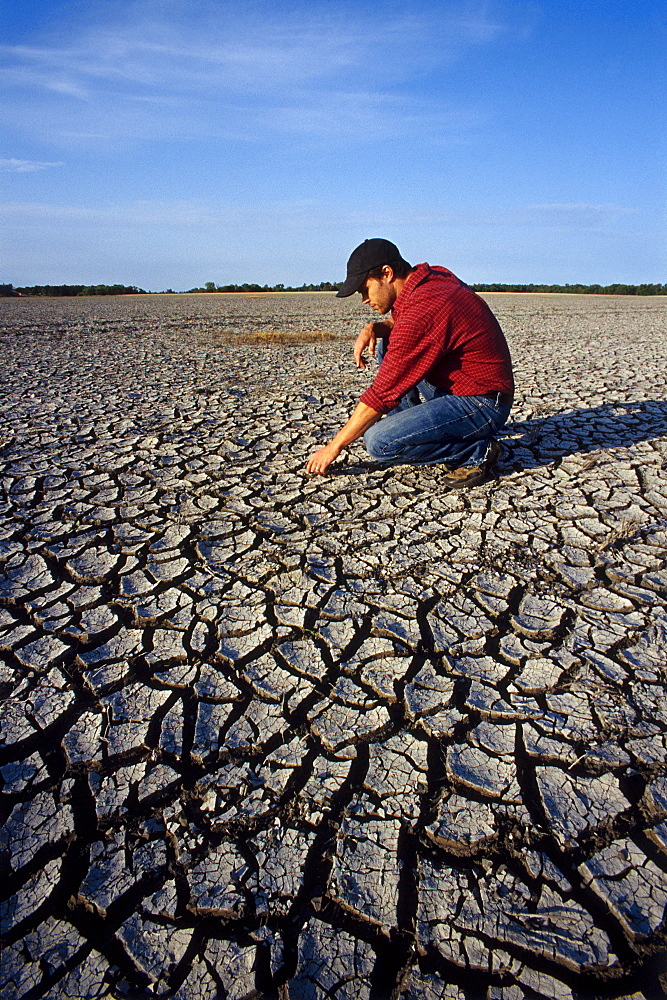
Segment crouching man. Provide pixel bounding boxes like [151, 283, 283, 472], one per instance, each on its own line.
[306, 238, 514, 487]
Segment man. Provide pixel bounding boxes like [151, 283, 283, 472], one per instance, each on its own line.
[306, 238, 514, 487]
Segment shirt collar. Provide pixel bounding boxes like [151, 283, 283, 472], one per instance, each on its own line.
[392, 262, 431, 313]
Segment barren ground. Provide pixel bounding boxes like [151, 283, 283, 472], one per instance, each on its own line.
[1, 292, 666, 1000]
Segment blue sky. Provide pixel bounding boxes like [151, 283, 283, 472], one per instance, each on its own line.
[1, 0, 665, 289]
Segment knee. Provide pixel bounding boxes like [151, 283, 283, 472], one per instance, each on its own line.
[363, 422, 385, 459]
[365, 420, 403, 460]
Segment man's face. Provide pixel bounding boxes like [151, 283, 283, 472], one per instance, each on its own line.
[359, 270, 396, 315]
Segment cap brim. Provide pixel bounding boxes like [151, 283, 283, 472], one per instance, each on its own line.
[335, 272, 366, 298]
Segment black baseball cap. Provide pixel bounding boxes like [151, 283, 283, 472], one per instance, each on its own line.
[336, 238, 402, 297]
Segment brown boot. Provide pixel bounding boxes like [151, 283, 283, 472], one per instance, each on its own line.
[443, 440, 501, 489]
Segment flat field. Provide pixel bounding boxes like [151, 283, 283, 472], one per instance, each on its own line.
[1, 292, 666, 999]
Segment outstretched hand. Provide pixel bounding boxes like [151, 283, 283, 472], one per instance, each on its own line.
[305, 401, 381, 476]
[306, 443, 341, 476]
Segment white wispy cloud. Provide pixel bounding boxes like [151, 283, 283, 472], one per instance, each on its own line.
[0, 2, 506, 92]
[0, 198, 336, 228]
[502, 202, 636, 228]
[370, 202, 637, 230]
[1, 197, 636, 237]
[0, 157, 64, 172]
[0, 0, 509, 147]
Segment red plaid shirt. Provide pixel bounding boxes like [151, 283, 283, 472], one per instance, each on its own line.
[360, 263, 514, 414]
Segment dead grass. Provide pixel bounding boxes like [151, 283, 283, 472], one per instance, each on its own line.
[599, 517, 644, 551]
[529, 402, 560, 417]
[215, 329, 347, 346]
[581, 454, 599, 470]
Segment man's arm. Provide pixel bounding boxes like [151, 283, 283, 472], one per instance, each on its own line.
[354, 319, 394, 369]
[306, 401, 381, 475]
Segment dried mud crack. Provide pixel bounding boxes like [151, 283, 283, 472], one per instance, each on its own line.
[1, 292, 667, 1000]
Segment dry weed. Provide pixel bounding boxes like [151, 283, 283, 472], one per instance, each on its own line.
[528, 402, 562, 419]
[522, 426, 541, 444]
[599, 517, 644, 551]
[232, 329, 344, 345]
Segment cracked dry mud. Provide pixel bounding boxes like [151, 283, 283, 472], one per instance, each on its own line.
[1, 291, 666, 1000]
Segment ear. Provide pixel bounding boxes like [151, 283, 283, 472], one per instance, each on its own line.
[382, 264, 395, 283]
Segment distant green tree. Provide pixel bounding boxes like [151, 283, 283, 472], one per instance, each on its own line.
[16, 284, 85, 296]
[78, 284, 145, 295]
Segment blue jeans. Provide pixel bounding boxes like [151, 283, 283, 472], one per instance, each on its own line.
[363, 339, 511, 467]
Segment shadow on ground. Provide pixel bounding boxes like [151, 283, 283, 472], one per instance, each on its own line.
[500, 399, 667, 470]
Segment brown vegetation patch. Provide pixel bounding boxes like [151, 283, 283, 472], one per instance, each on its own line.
[221, 329, 347, 345]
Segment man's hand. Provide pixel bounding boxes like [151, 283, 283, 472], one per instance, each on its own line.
[306, 442, 341, 476]
[354, 320, 393, 369]
[305, 401, 382, 475]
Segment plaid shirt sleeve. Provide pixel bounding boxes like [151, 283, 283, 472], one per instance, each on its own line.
[360, 294, 448, 412]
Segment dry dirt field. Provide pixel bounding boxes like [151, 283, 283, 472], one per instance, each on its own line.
[1, 292, 666, 1000]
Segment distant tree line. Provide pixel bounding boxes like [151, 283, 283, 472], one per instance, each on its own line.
[470, 282, 666, 295]
[1, 283, 146, 297]
[3, 280, 665, 297]
[183, 280, 667, 295]
[185, 281, 341, 293]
